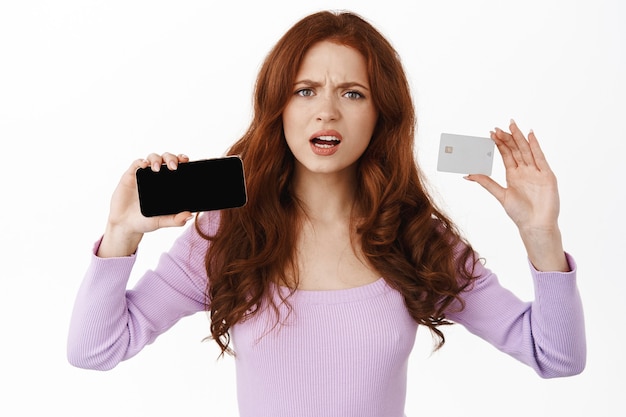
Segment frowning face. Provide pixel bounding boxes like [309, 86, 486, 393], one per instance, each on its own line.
[282, 40, 378, 178]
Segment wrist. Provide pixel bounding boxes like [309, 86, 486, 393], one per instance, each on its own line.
[97, 224, 143, 258]
[519, 226, 569, 272]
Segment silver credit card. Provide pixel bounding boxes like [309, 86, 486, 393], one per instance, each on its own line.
[437, 133, 495, 175]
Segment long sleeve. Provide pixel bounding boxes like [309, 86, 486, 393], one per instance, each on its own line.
[446, 253, 586, 378]
[67, 213, 219, 370]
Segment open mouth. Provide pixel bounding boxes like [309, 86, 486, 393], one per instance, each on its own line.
[311, 135, 341, 148]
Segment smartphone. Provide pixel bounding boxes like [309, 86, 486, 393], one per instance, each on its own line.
[136, 156, 247, 217]
[437, 133, 495, 175]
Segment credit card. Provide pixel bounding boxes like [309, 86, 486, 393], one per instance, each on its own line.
[437, 133, 495, 175]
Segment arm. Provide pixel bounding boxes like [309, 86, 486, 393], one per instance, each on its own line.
[459, 120, 586, 376]
[67, 213, 216, 370]
[466, 120, 568, 272]
[447, 253, 586, 378]
[67, 152, 213, 370]
[97, 153, 193, 258]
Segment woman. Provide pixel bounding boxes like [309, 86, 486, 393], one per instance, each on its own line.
[67, 10, 585, 417]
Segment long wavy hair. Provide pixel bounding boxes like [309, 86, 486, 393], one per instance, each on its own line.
[197, 10, 478, 356]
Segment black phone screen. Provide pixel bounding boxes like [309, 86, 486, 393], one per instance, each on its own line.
[136, 156, 247, 217]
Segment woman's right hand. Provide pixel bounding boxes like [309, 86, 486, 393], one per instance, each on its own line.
[97, 152, 192, 258]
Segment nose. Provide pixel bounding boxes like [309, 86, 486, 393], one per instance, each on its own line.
[316, 95, 340, 122]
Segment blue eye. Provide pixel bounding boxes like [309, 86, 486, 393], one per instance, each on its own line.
[296, 88, 314, 97]
[344, 90, 364, 100]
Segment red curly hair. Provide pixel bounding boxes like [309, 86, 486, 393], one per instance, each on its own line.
[197, 10, 478, 356]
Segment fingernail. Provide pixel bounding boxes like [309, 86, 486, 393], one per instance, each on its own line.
[463, 175, 473, 181]
[152, 162, 160, 171]
[168, 160, 177, 170]
[510, 118, 516, 125]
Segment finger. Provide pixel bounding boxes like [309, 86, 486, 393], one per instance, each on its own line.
[146, 153, 164, 171]
[122, 158, 149, 185]
[161, 152, 181, 170]
[157, 211, 194, 228]
[128, 158, 149, 173]
[173, 211, 194, 226]
[508, 119, 535, 167]
[464, 174, 506, 205]
[528, 130, 551, 172]
[494, 127, 524, 168]
[491, 130, 517, 170]
[161, 153, 190, 170]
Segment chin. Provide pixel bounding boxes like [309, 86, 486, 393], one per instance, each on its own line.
[296, 159, 357, 177]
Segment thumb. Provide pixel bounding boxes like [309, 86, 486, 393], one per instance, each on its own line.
[157, 211, 194, 229]
[464, 174, 505, 205]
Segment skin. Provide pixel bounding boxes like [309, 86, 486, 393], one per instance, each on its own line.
[281, 41, 380, 289]
[97, 44, 568, 277]
[283, 41, 378, 182]
[97, 153, 192, 258]
[466, 121, 569, 272]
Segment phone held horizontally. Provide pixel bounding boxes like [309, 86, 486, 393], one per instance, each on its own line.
[136, 156, 248, 217]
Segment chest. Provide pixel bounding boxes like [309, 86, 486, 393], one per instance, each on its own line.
[231, 280, 418, 384]
[292, 220, 380, 290]
[230, 281, 417, 416]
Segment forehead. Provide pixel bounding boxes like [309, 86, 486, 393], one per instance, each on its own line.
[296, 41, 369, 81]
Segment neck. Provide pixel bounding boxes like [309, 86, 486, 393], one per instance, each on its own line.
[292, 166, 358, 224]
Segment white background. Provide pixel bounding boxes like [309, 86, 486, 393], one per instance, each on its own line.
[1, 0, 624, 416]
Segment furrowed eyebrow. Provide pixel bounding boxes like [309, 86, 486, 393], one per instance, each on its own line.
[293, 79, 322, 88]
[338, 82, 370, 91]
[293, 79, 370, 91]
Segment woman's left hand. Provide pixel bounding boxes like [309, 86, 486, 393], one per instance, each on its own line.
[466, 119, 559, 231]
[466, 119, 569, 271]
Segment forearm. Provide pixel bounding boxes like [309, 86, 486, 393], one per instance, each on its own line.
[67, 244, 136, 370]
[528, 256, 586, 377]
[449, 253, 586, 378]
[68, 219, 212, 370]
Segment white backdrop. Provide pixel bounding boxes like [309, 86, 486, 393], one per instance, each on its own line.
[1, 1, 624, 416]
